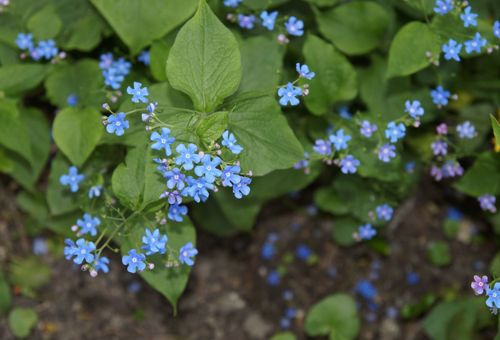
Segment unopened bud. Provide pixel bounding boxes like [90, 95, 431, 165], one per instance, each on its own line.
[148, 263, 155, 270]
[59, 51, 67, 59]
[277, 34, 289, 45]
[413, 120, 421, 128]
[89, 269, 98, 278]
[102, 103, 110, 110]
[71, 225, 78, 232]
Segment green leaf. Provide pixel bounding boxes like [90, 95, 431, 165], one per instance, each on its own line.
[427, 241, 451, 267]
[149, 33, 176, 82]
[112, 145, 164, 211]
[315, 1, 391, 55]
[121, 217, 196, 312]
[0, 271, 11, 315]
[0, 147, 13, 174]
[490, 252, 500, 278]
[305, 294, 360, 339]
[196, 111, 228, 145]
[46, 153, 80, 215]
[225, 93, 303, 176]
[315, 187, 350, 215]
[238, 35, 284, 94]
[331, 217, 359, 247]
[387, 22, 441, 78]
[491, 115, 500, 147]
[9, 256, 51, 298]
[0, 63, 47, 95]
[21, 107, 51, 182]
[166, 0, 242, 112]
[307, 0, 339, 7]
[45, 59, 105, 107]
[0, 99, 32, 165]
[270, 332, 297, 340]
[53, 107, 103, 167]
[303, 35, 357, 115]
[455, 152, 500, 196]
[91, 0, 197, 54]
[8, 307, 38, 338]
[27, 4, 62, 40]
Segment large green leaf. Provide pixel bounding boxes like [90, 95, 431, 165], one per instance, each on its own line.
[91, 0, 197, 54]
[0, 99, 32, 165]
[20, 107, 51, 181]
[303, 35, 357, 115]
[224, 93, 304, 176]
[45, 59, 105, 108]
[26, 4, 62, 40]
[387, 22, 441, 78]
[53, 107, 103, 166]
[121, 217, 196, 312]
[315, 1, 391, 55]
[0, 64, 47, 95]
[305, 294, 360, 340]
[111, 144, 165, 211]
[455, 152, 500, 196]
[166, 0, 242, 112]
[8, 307, 38, 338]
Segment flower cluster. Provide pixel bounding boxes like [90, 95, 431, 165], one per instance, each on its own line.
[277, 63, 315, 107]
[99, 52, 132, 90]
[435, 4, 498, 61]
[470, 275, 500, 314]
[428, 120, 477, 181]
[15, 33, 61, 61]
[353, 203, 394, 242]
[224, 1, 304, 44]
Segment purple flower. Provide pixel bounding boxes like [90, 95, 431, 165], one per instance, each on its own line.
[471, 275, 488, 295]
[360, 120, 377, 138]
[431, 140, 447, 156]
[378, 144, 396, 163]
[430, 165, 443, 181]
[313, 139, 332, 156]
[160, 190, 183, 205]
[339, 155, 360, 174]
[478, 194, 496, 213]
[376, 204, 393, 221]
[238, 14, 256, 29]
[436, 123, 448, 135]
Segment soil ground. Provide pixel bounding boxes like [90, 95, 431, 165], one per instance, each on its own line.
[0, 177, 497, 340]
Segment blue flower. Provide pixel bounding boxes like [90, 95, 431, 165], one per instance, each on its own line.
[103, 68, 124, 90]
[106, 112, 129, 136]
[88, 185, 102, 199]
[456, 121, 476, 139]
[67, 94, 78, 107]
[122, 249, 146, 273]
[406, 271, 420, 285]
[113, 57, 131, 74]
[185, 177, 214, 202]
[261, 242, 276, 260]
[340, 155, 360, 174]
[175, 143, 201, 170]
[168, 204, 188, 222]
[430, 86, 451, 106]
[260, 11, 278, 30]
[385, 122, 406, 143]
[60, 166, 85, 192]
[221, 165, 241, 187]
[494, 21, 500, 39]
[33, 237, 48, 256]
[447, 207, 463, 221]
[164, 168, 186, 190]
[233, 176, 251, 199]
[356, 280, 378, 300]
[376, 204, 393, 221]
[360, 120, 377, 138]
[72, 238, 96, 265]
[267, 270, 281, 286]
[221, 130, 243, 155]
[77, 213, 101, 236]
[405, 100, 424, 119]
[442, 39, 462, 61]
[100, 54, 131, 89]
[295, 244, 312, 261]
[142, 228, 168, 255]
[378, 144, 396, 163]
[465, 32, 487, 54]
[16, 33, 33, 50]
[358, 224, 376, 240]
[94, 256, 110, 273]
[486, 283, 500, 309]
[160, 190, 183, 205]
[313, 139, 332, 156]
[460, 6, 478, 28]
[329, 129, 351, 151]
[178, 242, 198, 266]
[296, 63, 315, 80]
[433, 0, 453, 15]
[223, 0, 241, 7]
[194, 155, 222, 183]
[99, 53, 114, 69]
[285, 16, 304, 36]
[279, 317, 291, 329]
[150, 127, 175, 156]
[36, 40, 58, 59]
[285, 307, 297, 319]
[64, 239, 76, 260]
[277, 82, 302, 106]
[138, 50, 150, 65]
[127, 81, 149, 103]
[238, 14, 256, 29]
[339, 106, 352, 120]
